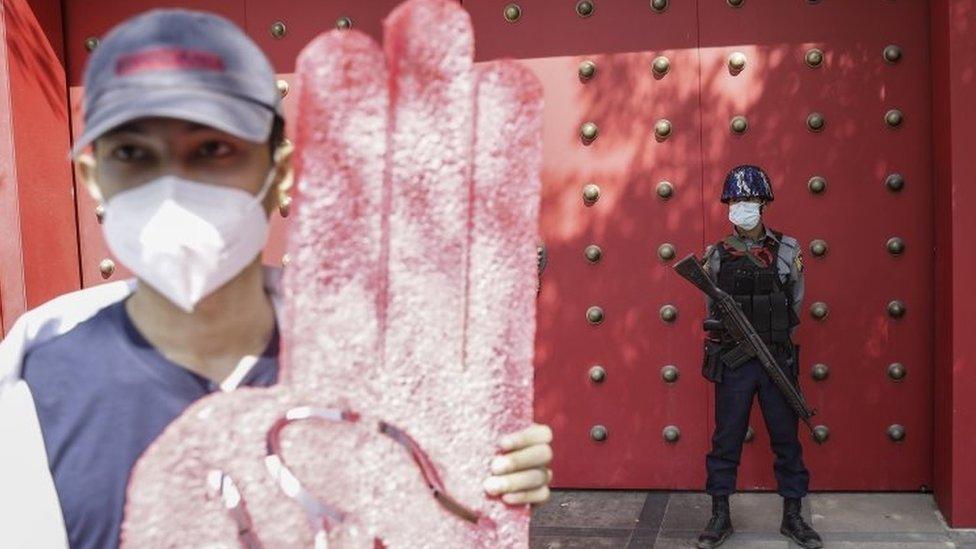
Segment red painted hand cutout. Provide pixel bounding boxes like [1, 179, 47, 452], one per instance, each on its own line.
[121, 0, 543, 546]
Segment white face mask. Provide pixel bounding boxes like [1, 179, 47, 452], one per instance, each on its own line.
[101, 170, 276, 312]
[728, 201, 762, 231]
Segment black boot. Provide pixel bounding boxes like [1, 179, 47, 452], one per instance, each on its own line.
[696, 495, 733, 549]
[780, 497, 823, 549]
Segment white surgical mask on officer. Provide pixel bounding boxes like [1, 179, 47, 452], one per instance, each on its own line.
[100, 169, 276, 313]
[729, 201, 762, 231]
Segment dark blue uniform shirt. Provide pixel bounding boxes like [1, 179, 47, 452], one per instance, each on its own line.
[22, 298, 279, 549]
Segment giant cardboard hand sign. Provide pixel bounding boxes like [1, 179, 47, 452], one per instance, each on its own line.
[120, 0, 542, 547]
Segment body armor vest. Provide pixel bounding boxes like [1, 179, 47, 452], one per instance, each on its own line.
[715, 230, 798, 345]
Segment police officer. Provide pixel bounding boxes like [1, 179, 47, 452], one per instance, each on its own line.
[695, 165, 823, 549]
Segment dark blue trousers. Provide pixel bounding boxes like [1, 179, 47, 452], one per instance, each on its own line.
[705, 352, 810, 498]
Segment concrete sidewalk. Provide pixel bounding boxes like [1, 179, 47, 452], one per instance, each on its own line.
[530, 491, 976, 548]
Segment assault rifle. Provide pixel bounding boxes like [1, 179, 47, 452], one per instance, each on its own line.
[673, 254, 818, 438]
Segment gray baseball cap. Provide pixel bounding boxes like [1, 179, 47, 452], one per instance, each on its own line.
[72, 9, 282, 156]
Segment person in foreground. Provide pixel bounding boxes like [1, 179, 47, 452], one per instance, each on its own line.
[0, 9, 552, 549]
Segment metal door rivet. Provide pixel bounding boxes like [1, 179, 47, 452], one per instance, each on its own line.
[886, 237, 905, 256]
[582, 183, 601, 205]
[580, 121, 599, 143]
[587, 306, 605, 325]
[660, 304, 678, 323]
[576, 0, 595, 18]
[810, 239, 828, 257]
[884, 45, 902, 64]
[888, 424, 906, 442]
[504, 4, 522, 22]
[885, 109, 904, 128]
[270, 21, 287, 39]
[652, 56, 671, 77]
[657, 181, 674, 200]
[589, 365, 607, 383]
[805, 48, 824, 68]
[885, 173, 905, 192]
[728, 52, 747, 74]
[807, 112, 825, 132]
[808, 176, 827, 194]
[578, 60, 597, 81]
[887, 300, 906, 318]
[658, 243, 676, 261]
[95, 204, 105, 224]
[730, 115, 748, 134]
[887, 362, 906, 381]
[727, 0, 745, 7]
[336, 16, 353, 30]
[591, 424, 608, 441]
[84, 36, 100, 52]
[650, 0, 669, 13]
[661, 365, 679, 383]
[810, 302, 828, 320]
[663, 425, 680, 442]
[585, 244, 603, 263]
[654, 119, 672, 140]
[811, 363, 829, 381]
[744, 426, 755, 442]
[812, 425, 830, 443]
[276, 79, 289, 97]
[99, 259, 115, 279]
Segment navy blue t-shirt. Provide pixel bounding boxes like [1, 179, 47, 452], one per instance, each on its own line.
[22, 298, 279, 549]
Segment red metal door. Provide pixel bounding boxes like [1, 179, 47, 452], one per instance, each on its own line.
[468, 1, 708, 489]
[698, 0, 933, 491]
[60, 0, 934, 491]
[470, 0, 934, 491]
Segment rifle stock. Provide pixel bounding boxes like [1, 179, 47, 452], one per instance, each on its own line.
[672, 255, 724, 301]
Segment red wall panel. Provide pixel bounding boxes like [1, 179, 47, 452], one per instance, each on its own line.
[0, 0, 79, 334]
[931, 0, 976, 528]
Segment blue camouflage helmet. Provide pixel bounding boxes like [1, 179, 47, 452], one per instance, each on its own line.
[721, 164, 774, 203]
